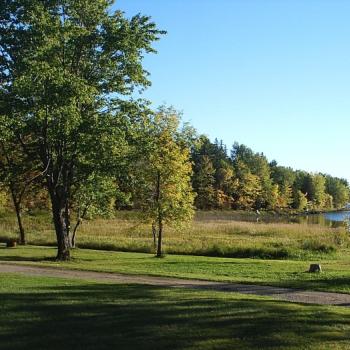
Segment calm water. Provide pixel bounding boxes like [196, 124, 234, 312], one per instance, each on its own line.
[197, 210, 350, 228]
[295, 210, 350, 228]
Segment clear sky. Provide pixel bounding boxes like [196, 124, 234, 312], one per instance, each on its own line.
[115, 0, 350, 181]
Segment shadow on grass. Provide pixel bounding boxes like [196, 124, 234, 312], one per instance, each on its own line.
[1, 282, 350, 350]
[0, 255, 56, 262]
[284, 276, 350, 294]
[0, 247, 56, 262]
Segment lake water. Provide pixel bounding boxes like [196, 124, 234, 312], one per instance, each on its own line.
[196, 210, 350, 228]
[294, 211, 350, 228]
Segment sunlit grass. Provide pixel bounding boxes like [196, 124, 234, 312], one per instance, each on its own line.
[0, 210, 348, 259]
[3, 245, 350, 293]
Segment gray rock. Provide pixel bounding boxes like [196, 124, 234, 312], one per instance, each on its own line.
[309, 264, 322, 273]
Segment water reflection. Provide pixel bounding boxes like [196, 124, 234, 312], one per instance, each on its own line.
[196, 210, 350, 228]
[292, 211, 350, 228]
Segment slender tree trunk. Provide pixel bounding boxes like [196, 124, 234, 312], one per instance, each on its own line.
[152, 222, 157, 251]
[156, 220, 163, 257]
[71, 218, 82, 248]
[155, 170, 163, 257]
[70, 206, 88, 248]
[49, 186, 70, 261]
[9, 186, 26, 245]
[70, 206, 82, 248]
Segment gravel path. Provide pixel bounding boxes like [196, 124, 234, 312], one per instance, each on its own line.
[1, 263, 350, 306]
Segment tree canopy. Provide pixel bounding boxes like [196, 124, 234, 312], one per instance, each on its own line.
[133, 108, 195, 257]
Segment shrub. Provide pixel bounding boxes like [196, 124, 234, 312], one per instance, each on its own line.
[302, 239, 336, 254]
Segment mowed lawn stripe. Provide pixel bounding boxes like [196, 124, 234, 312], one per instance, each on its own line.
[2, 263, 350, 306]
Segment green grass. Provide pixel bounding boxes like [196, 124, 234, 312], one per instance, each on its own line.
[1, 273, 350, 350]
[2, 245, 350, 294]
[0, 210, 348, 259]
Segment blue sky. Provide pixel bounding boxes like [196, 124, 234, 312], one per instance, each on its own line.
[115, 0, 350, 181]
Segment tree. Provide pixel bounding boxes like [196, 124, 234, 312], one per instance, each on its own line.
[193, 155, 216, 209]
[325, 176, 349, 209]
[294, 190, 308, 211]
[270, 163, 295, 209]
[267, 183, 280, 210]
[277, 184, 293, 209]
[232, 160, 262, 210]
[307, 174, 326, 209]
[231, 143, 273, 209]
[0, 118, 42, 244]
[0, 0, 164, 260]
[215, 160, 235, 209]
[70, 174, 115, 248]
[134, 110, 195, 257]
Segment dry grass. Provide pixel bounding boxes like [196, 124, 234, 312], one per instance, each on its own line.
[0, 210, 347, 259]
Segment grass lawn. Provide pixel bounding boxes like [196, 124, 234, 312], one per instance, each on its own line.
[1, 273, 350, 350]
[2, 245, 350, 294]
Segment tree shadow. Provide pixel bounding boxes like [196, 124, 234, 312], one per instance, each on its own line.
[286, 276, 350, 294]
[1, 282, 350, 350]
[0, 246, 57, 262]
[0, 255, 56, 262]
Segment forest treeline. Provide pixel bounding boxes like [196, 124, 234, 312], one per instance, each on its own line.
[2, 127, 348, 217]
[190, 137, 349, 211]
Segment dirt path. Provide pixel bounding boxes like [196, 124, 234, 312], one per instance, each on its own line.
[1, 262, 350, 306]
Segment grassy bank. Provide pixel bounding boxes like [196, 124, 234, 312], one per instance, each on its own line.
[1, 273, 350, 350]
[2, 245, 350, 293]
[0, 210, 348, 260]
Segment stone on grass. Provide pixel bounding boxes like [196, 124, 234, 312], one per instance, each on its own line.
[309, 264, 322, 273]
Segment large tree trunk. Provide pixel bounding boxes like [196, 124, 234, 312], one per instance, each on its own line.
[49, 186, 71, 261]
[9, 186, 26, 245]
[156, 220, 163, 257]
